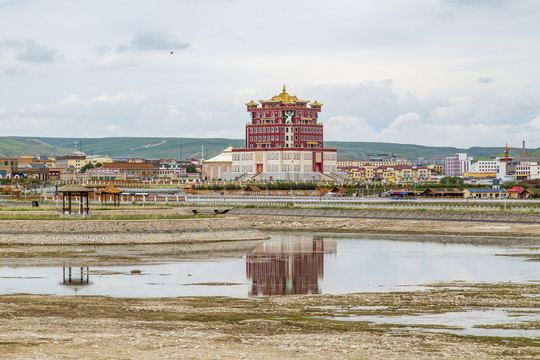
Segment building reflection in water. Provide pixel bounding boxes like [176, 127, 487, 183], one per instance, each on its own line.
[61, 266, 91, 292]
[246, 235, 336, 296]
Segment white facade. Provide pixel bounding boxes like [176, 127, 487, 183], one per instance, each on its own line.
[223, 149, 338, 181]
[470, 160, 497, 173]
[231, 150, 337, 174]
[515, 161, 540, 180]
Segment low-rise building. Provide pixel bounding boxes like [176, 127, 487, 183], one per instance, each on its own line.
[202, 146, 233, 180]
[463, 188, 507, 199]
[0, 157, 18, 178]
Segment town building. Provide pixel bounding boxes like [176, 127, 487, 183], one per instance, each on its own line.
[470, 159, 498, 173]
[222, 87, 340, 181]
[0, 157, 19, 178]
[201, 146, 233, 180]
[339, 164, 430, 183]
[87, 163, 159, 181]
[515, 161, 540, 181]
[55, 153, 86, 172]
[463, 188, 507, 199]
[444, 153, 472, 176]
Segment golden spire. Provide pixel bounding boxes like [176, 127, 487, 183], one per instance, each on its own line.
[282, 85, 286, 93]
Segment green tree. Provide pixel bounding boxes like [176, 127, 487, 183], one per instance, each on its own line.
[80, 163, 94, 173]
[95, 162, 103, 168]
[439, 176, 463, 186]
[185, 164, 198, 173]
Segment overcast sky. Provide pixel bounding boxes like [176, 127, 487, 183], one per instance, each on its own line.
[1, 0, 539, 148]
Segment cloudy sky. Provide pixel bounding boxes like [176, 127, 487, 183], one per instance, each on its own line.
[1, 0, 539, 148]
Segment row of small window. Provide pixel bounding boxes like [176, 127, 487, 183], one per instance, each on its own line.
[249, 127, 321, 134]
[260, 153, 313, 161]
[323, 154, 338, 161]
[232, 165, 254, 172]
[249, 144, 323, 149]
[232, 154, 254, 161]
[250, 135, 321, 142]
[253, 111, 316, 118]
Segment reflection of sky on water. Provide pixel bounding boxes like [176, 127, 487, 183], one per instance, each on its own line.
[0, 232, 538, 298]
[322, 239, 537, 293]
[331, 307, 540, 339]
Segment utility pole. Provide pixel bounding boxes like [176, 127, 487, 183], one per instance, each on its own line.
[180, 139, 183, 160]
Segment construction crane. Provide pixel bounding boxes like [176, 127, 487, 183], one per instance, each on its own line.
[503, 143, 516, 175]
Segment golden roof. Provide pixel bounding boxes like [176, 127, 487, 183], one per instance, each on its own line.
[246, 100, 258, 106]
[310, 100, 323, 106]
[260, 85, 309, 105]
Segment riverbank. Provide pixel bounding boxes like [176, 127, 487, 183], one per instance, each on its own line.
[1, 282, 538, 359]
[0, 217, 267, 245]
[244, 215, 540, 239]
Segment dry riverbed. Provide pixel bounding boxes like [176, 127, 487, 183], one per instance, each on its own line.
[1, 282, 539, 359]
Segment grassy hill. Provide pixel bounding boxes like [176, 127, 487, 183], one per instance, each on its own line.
[0, 136, 534, 160]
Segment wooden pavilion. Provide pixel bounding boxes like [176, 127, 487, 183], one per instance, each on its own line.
[98, 185, 123, 207]
[58, 184, 91, 216]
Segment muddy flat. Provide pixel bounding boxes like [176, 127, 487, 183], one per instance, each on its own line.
[1, 282, 539, 359]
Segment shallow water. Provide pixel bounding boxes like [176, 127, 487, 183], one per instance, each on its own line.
[329, 307, 540, 338]
[0, 232, 539, 298]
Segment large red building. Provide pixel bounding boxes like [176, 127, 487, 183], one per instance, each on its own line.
[218, 86, 341, 181]
[245, 85, 324, 150]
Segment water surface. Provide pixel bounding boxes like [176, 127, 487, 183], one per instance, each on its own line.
[0, 232, 538, 298]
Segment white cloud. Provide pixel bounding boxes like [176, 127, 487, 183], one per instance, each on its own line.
[326, 112, 540, 148]
[60, 94, 83, 105]
[90, 93, 146, 105]
[117, 30, 190, 53]
[1, 39, 62, 63]
[105, 124, 121, 133]
[94, 54, 137, 69]
[325, 115, 375, 141]
[429, 96, 474, 123]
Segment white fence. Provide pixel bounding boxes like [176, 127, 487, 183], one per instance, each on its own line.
[36, 194, 540, 212]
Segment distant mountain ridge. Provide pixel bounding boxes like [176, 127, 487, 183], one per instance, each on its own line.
[0, 136, 534, 160]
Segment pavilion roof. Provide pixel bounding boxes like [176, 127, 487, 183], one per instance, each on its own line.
[98, 185, 123, 194]
[58, 184, 91, 193]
